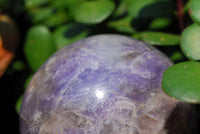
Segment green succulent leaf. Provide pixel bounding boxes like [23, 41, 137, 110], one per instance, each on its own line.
[12, 60, 26, 72]
[43, 10, 68, 27]
[162, 61, 200, 103]
[53, 23, 89, 50]
[24, 74, 33, 89]
[16, 95, 23, 114]
[136, 31, 180, 45]
[124, 0, 173, 18]
[25, 0, 50, 9]
[149, 17, 171, 29]
[28, 6, 54, 24]
[50, 0, 73, 10]
[74, 0, 115, 24]
[60, 0, 85, 17]
[189, 0, 200, 24]
[169, 51, 185, 63]
[108, 17, 136, 34]
[16, 74, 33, 114]
[180, 23, 200, 60]
[24, 25, 56, 71]
[112, 0, 127, 17]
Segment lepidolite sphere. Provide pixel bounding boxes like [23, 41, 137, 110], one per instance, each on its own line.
[20, 35, 196, 134]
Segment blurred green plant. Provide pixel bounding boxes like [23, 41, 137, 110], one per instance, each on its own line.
[24, 25, 56, 71]
[133, 31, 180, 45]
[162, 61, 200, 103]
[180, 23, 200, 60]
[189, 0, 200, 25]
[162, 0, 200, 103]
[74, 0, 115, 24]
[1, 0, 200, 117]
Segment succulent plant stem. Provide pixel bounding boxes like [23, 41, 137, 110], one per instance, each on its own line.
[176, 0, 185, 32]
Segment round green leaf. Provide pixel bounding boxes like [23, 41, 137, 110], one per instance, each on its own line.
[162, 61, 200, 103]
[53, 23, 89, 50]
[28, 6, 68, 27]
[108, 16, 135, 34]
[43, 10, 68, 27]
[112, 0, 127, 17]
[12, 60, 26, 72]
[180, 23, 200, 60]
[24, 25, 56, 71]
[169, 51, 185, 63]
[16, 95, 23, 114]
[125, 0, 173, 18]
[25, 0, 50, 9]
[51, 0, 85, 12]
[149, 17, 171, 29]
[137, 31, 180, 46]
[57, 0, 85, 17]
[28, 7, 54, 24]
[189, 0, 200, 24]
[74, 0, 115, 24]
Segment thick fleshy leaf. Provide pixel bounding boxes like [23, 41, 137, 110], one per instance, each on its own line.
[169, 51, 185, 63]
[112, 0, 127, 17]
[189, 0, 200, 24]
[16, 95, 23, 113]
[74, 0, 115, 24]
[24, 25, 56, 71]
[149, 17, 171, 29]
[28, 7, 54, 24]
[43, 10, 68, 27]
[162, 61, 200, 103]
[136, 31, 180, 45]
[125, 0, 173, 18]
[50, 0, 71, 9]
[12, 60, 26, 72]
[53, 23, 89, 49]
[180, 23, 200, 60]
[25, 0, 50, 9]
[16, 74, 33, 113]
[108, 17, 135, 34]
[60, 0, 85, 17]
[28, 6, 68, 27]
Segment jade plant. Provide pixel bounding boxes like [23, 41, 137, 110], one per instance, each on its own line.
[0, 0, 200, 134]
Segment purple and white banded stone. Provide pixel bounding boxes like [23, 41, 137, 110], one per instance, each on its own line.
[20, 34, 198, 134]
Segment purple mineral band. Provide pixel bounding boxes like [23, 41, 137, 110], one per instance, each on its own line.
[20, 34, 174, 134]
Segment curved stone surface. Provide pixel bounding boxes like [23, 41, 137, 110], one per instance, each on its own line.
[20, 34, 196, 134]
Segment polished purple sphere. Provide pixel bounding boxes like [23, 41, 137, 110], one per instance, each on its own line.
[20, 34, 196, 134]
